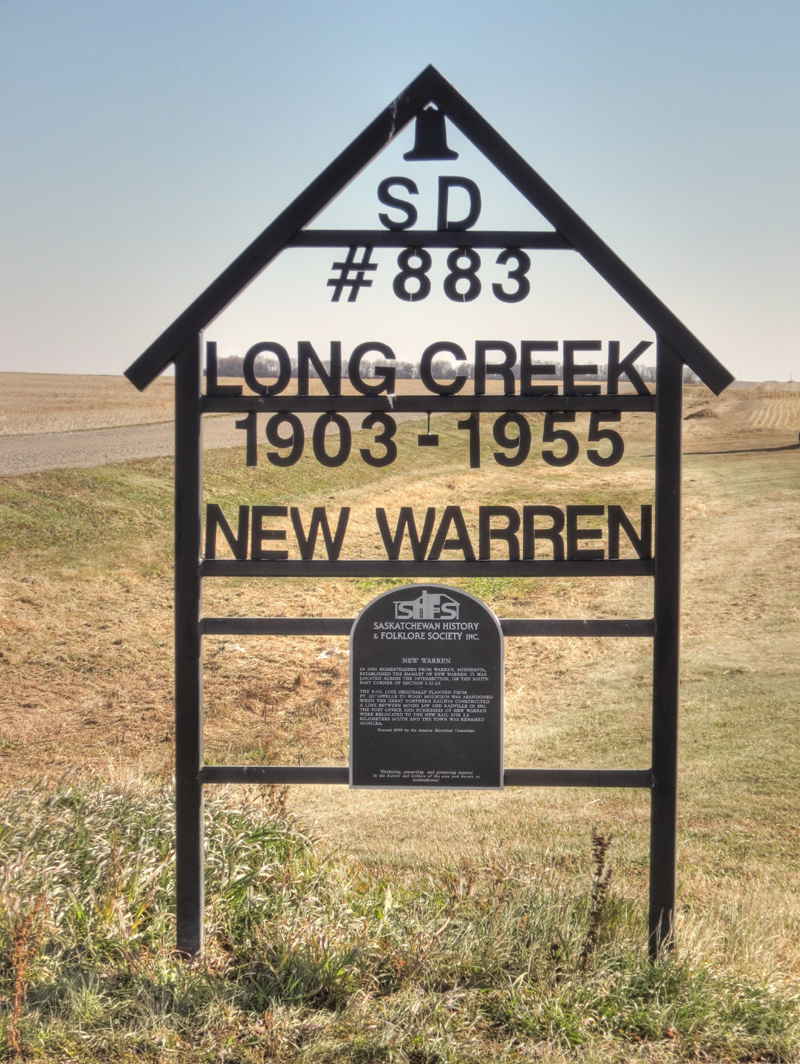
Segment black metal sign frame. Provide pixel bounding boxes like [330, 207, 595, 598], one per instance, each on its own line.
[125, 65, 733, 959]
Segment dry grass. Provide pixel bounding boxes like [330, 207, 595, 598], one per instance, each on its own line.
[1, 779, 798, 1063]
[0, 380, 798, 1058]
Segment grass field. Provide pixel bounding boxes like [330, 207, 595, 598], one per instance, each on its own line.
[0, 378, 798, 1061]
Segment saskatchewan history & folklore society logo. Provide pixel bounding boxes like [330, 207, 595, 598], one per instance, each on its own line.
[393, 589, 460, 620]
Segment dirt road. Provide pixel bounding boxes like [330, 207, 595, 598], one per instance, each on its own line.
[0, 412, 420, 475]
[0, 417, 243, 475]
[1, 372, 797, 475]
[0, 372, 437, 473]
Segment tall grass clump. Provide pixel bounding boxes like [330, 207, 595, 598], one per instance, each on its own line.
[0, 778, 797, 1062]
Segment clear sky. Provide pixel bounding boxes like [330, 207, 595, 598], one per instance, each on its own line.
[1, 0, 798, 383]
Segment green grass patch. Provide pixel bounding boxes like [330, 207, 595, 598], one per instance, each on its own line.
[0, 463, 174, 565]
[1, 780, 797, 1063]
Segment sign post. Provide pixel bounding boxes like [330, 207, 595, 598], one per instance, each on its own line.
[649, 339, 684, 949]
[125, 65, 733, 959]
[173, 338, 204, 957]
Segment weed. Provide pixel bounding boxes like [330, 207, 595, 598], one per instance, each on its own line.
[579, 828, 614, 969]
[262, 784, 290, 816]
[8, 894, 46, 1056]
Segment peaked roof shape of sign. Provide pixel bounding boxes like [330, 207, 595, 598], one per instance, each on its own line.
[125, 65, 733, 395]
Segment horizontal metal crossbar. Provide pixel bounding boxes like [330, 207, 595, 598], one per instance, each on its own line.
[504, 769, 653, 788]
[198, 765, 653, 788]
[203, 394, 655, 414]
[501, 618, 654, 636]
[201, 559, 653, 578]
[202, 616, 354, 635]
[288, 229, 572, 249]
[200, 616, 655, 637]
[201, 766, 349, 785]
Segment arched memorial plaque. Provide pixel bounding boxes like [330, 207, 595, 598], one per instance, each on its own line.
[350, 585, 503, 789]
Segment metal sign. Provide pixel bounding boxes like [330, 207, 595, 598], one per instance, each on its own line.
[350, 585, 503, 789]
[125, 64, 734, 959]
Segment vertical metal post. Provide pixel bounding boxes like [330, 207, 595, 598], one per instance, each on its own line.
[649, 337, 683, 958]
[174, 335, 204, 955]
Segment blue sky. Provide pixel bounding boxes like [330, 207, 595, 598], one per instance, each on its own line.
[1, 0, 797, 382]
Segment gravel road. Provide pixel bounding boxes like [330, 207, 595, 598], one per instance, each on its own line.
[0, 417, 235, 475]
[0, 412, 419, 475]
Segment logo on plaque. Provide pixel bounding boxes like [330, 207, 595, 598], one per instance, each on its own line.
[350, 584, 503, 789]
[394, 590, 460, 620]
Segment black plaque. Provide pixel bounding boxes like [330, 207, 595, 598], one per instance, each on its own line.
[350, 584, 503, 788]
